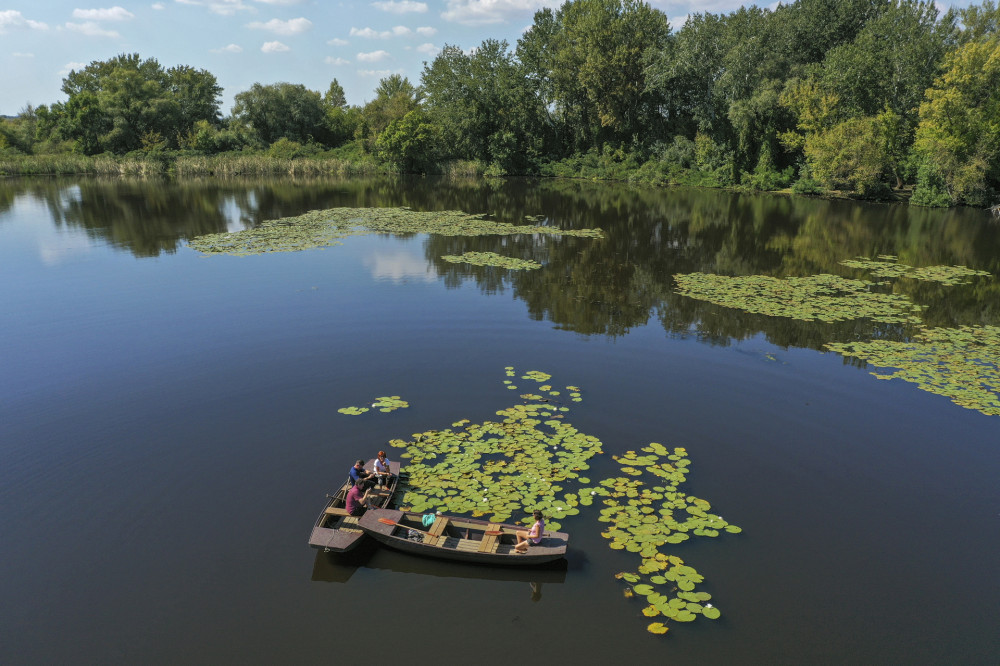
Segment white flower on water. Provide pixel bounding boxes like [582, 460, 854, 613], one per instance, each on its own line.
[705, 603, 713, 608]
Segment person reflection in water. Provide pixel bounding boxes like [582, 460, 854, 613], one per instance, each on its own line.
[529, 582, 542, 602]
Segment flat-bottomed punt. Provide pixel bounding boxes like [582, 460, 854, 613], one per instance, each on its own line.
[308, 460, 401, 552]
[359, 508, 568, 565]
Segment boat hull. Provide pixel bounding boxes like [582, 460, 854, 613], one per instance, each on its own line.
[359, 508, 568, 566]
[308, 460, 401, 552]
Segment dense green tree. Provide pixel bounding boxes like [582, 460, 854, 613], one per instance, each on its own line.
[324, 79, 347, 109]
[376, 108, 439, 172]
[356, 75, 421, 152]
[58, 53, 221, 154]
[820, 1, 951, 120]
[231, 82, 326, 146]
[913, 36, 1000, 205]
[422, 40, 547, 172]
[518, 0, 670, 152]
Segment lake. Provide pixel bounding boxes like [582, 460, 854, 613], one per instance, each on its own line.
[1, 176, 997, 665]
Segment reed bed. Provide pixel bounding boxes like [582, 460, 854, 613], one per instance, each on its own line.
[0, 152, 386, 178]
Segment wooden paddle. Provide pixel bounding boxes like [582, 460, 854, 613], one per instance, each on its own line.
[378, 517, 435, 537]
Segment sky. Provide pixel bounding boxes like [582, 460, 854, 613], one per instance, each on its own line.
[0, 0, 971, 116]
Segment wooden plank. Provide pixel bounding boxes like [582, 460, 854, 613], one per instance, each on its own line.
[479, 531, 500, 553]
[428, 516, 449, 537]
[324, 506, 351, 517]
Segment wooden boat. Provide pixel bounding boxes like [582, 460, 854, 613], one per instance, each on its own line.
[358, 508, 569, 565]
[308, 459, 401, 552]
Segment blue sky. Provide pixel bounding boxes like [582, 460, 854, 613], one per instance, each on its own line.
[0, 1, 970, 116]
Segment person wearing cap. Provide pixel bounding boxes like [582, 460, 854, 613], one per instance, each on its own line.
[373, 450, 394, 490]
[348, 459, 372, 486]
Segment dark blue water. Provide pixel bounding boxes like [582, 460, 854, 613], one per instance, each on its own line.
[1, 177, 998, 664]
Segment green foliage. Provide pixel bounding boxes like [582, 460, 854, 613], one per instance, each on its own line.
[791, 163, 824, 194]
[188, 206, 603, 256]
[673, 272, 926, 324]
[267, 138, 322, 159]
[231, 82, 326, 147]
[58, 53, 221, 155]
[422, 40, 544, 171]
[441, 252, 542, 270]
[519, 0, 670, 152]
[375, 108, 439, 173]
[357, 74, 420, 153]
[803, 116, 892, 196]
[913, 36, 1000, 206]
[827, 326, 1000, 415]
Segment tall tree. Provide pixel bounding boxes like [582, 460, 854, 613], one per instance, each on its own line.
[913, 36, 1000, 205]
[231, 82, 326, 146]
[58, 53, 221, 154]
[422, 39, 548, 171]
[357, 75, 420, 152]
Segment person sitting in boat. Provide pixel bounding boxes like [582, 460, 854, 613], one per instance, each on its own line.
[514, 510, 545, 553]
[349, 459, 373, 486]
[345, 479, 373, 516]
[372, 450, 394, 490]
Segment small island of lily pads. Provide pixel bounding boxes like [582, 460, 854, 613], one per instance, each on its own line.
[386, 367, 741, 634]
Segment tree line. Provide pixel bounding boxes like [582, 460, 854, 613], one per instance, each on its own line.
[2, 0, 1000, 207]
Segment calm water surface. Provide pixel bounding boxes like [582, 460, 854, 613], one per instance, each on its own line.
[1, 177, 998, 665]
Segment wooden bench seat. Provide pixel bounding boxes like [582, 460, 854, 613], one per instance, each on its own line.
[324, 506, 351, 517]
[422, 516, 449, 544]
[479, 526, 503, 553]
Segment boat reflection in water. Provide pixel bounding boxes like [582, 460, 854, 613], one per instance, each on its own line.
[311, 541, 568, 601]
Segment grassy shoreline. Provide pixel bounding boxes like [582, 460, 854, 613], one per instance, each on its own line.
[0, 151, 945, 208]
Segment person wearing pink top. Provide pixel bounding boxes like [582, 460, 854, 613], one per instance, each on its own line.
[514, 510, 545, 553]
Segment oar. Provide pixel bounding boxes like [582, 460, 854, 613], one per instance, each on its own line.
[378, 517, 436, 537]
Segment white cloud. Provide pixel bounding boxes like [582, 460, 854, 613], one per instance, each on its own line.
[442, 0, 553, 25]
[357, 49, 390, 62]
[414, 42, 438, 55]
[327, 37, 349, 46]
[59, 61, 88, 76]
[255, 0, 305, 4]
[0, 10, 49, 32]
[364, 251, 436, 283]
[371, 0, 427, 13]
[152, 3, 166, 9]
[247, 17, 312, 35]
[211, 43, 243, 52]
[72, 7, 135, 21]
[325, 56, 349, 65]
[12, 51, 35, 57]
[358, 68, 396, 78]
[416, 26, 436, 36]
[175, 0, 252, 16]
[261, 40, 290, 52]
[65, 21, 121, 37]
[350, 25, 411, 38]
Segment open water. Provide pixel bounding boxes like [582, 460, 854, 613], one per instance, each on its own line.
[1, 176, 997, 664]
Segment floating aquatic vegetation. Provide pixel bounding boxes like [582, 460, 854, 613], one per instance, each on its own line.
[440, 252, 542, 271]
[826, 326, 1000, 416]
[840, 257, 990, 285]
[673, 272, 925, 324]
[372, 396, 409, 413]
[599, 443, 741, 632]
[188, 207, 602, 256]
[337, 396, 409, 415]
[390, 368, 602, 527]
[382, 368, 735, 635]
